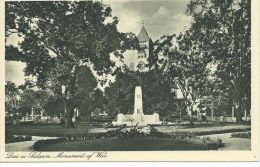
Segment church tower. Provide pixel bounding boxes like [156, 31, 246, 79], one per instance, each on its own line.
[129, 24, 152, 72]
[137, 24, 150, 59]
[128, 24, 153, 72]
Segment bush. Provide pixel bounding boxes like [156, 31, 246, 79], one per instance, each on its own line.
[181, 115, 191, 121]
[169, 132, 197, 139]
[202, 137, 223, 150]
[33, 138, 66, 150]
[231, 132, 251, 139]
[5, 130, 32, 143]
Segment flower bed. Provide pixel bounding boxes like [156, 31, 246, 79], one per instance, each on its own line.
[32, 126, 224, 151]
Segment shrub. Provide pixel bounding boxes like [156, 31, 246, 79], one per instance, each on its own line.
[202, 137, 223, 150]
[33, 138, 66, 150]
[5, 130, 32, 143]
[231, 132, 251, 139]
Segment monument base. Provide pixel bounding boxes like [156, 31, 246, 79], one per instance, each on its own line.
[112, 86, 162, 127]
[112, 113, 162, 127]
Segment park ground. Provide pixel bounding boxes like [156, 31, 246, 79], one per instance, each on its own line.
[5, 122, 251, 151]
[6, 122, 251, 137]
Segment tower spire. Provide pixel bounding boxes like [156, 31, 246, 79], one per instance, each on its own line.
[137, 23, 149, 42]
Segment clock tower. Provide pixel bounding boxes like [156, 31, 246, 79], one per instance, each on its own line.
[131, 24, 152, 72]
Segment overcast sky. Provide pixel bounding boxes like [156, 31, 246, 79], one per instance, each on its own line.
[108, 0, 191, 39]
[5, 0, 191, 86]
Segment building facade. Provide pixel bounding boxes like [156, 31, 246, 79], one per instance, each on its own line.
[129, 25, 153, 72]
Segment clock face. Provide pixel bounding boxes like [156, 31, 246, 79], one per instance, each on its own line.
[137, 95, 140, 98]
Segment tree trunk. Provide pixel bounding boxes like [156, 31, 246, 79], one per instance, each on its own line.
[211, 107, 214, 119]
[186, 100, 192, 116]
[64, 104, 75, 128]
[235, 104, 242, 123]
[85, 112, 91, 122]
[234, 78, 243, 123]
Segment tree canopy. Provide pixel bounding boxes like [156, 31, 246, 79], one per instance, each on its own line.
[5, 1, 138, 127]
[5, 0, 251, 124]
[185, 0, 251, 121]
[104, 67, 176, 117]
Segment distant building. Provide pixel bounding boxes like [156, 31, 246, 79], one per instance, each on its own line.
[129, 24, 153, 72]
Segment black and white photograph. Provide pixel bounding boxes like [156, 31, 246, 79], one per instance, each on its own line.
[2, 0, 258, 161]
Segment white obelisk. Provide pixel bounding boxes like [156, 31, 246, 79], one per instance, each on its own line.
[133, 86, 144, 122]
[31, 108, 34, 121]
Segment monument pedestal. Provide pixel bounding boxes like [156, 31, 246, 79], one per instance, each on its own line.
[112, 86, 162, 127]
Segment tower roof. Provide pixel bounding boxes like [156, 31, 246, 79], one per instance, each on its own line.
[137, 25, 150, 42]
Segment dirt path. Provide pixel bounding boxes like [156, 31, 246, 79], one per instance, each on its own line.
[5, 140, 35, 151]
[202, 133, 251, 150]
[5, 136, 58, 152]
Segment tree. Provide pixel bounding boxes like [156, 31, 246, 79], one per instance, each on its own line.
[185, 0, 251, 122]
[104, 67, 176, 118]
[153, 34, 211, 118]
[104, 67, 136, 116]
[19, 89, 50, 118]
[44, 95, 63, 117]
[5, 1, 138, 127]
[5, 81, 20, 117]
[74, 66, 98, 120]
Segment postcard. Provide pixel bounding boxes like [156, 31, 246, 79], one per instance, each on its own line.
[1, 0, 259, 162]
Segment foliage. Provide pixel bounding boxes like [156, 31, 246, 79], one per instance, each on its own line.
[33, 137, 210, 151]
[150, 0, 251, 121]
[5, 0, 250, 123]
[5, 1, 138, 127]
[5, 81, 20, 117]
[74, 66, 98, 119]
[44, 95, 63, 117]
[185, 0, 251, 122]
[153, 33, 211, 117]
[231, 131, 251, 138]
[5, 131, 32, 144]
[19, 89, 50, 116]
[104, 68, 176, 117]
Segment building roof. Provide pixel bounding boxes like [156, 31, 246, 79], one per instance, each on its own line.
[137, 25, 150, 42]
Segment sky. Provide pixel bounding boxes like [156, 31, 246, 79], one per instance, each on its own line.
[5, 0, 192, 86]
[108, 0, 191, 39]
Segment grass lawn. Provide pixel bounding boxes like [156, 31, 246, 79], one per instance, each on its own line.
[6, 123, 251, 137]
[34, 137, 209, 151]
[6, 124, 113, 137]
[155, 124, 251, 135]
